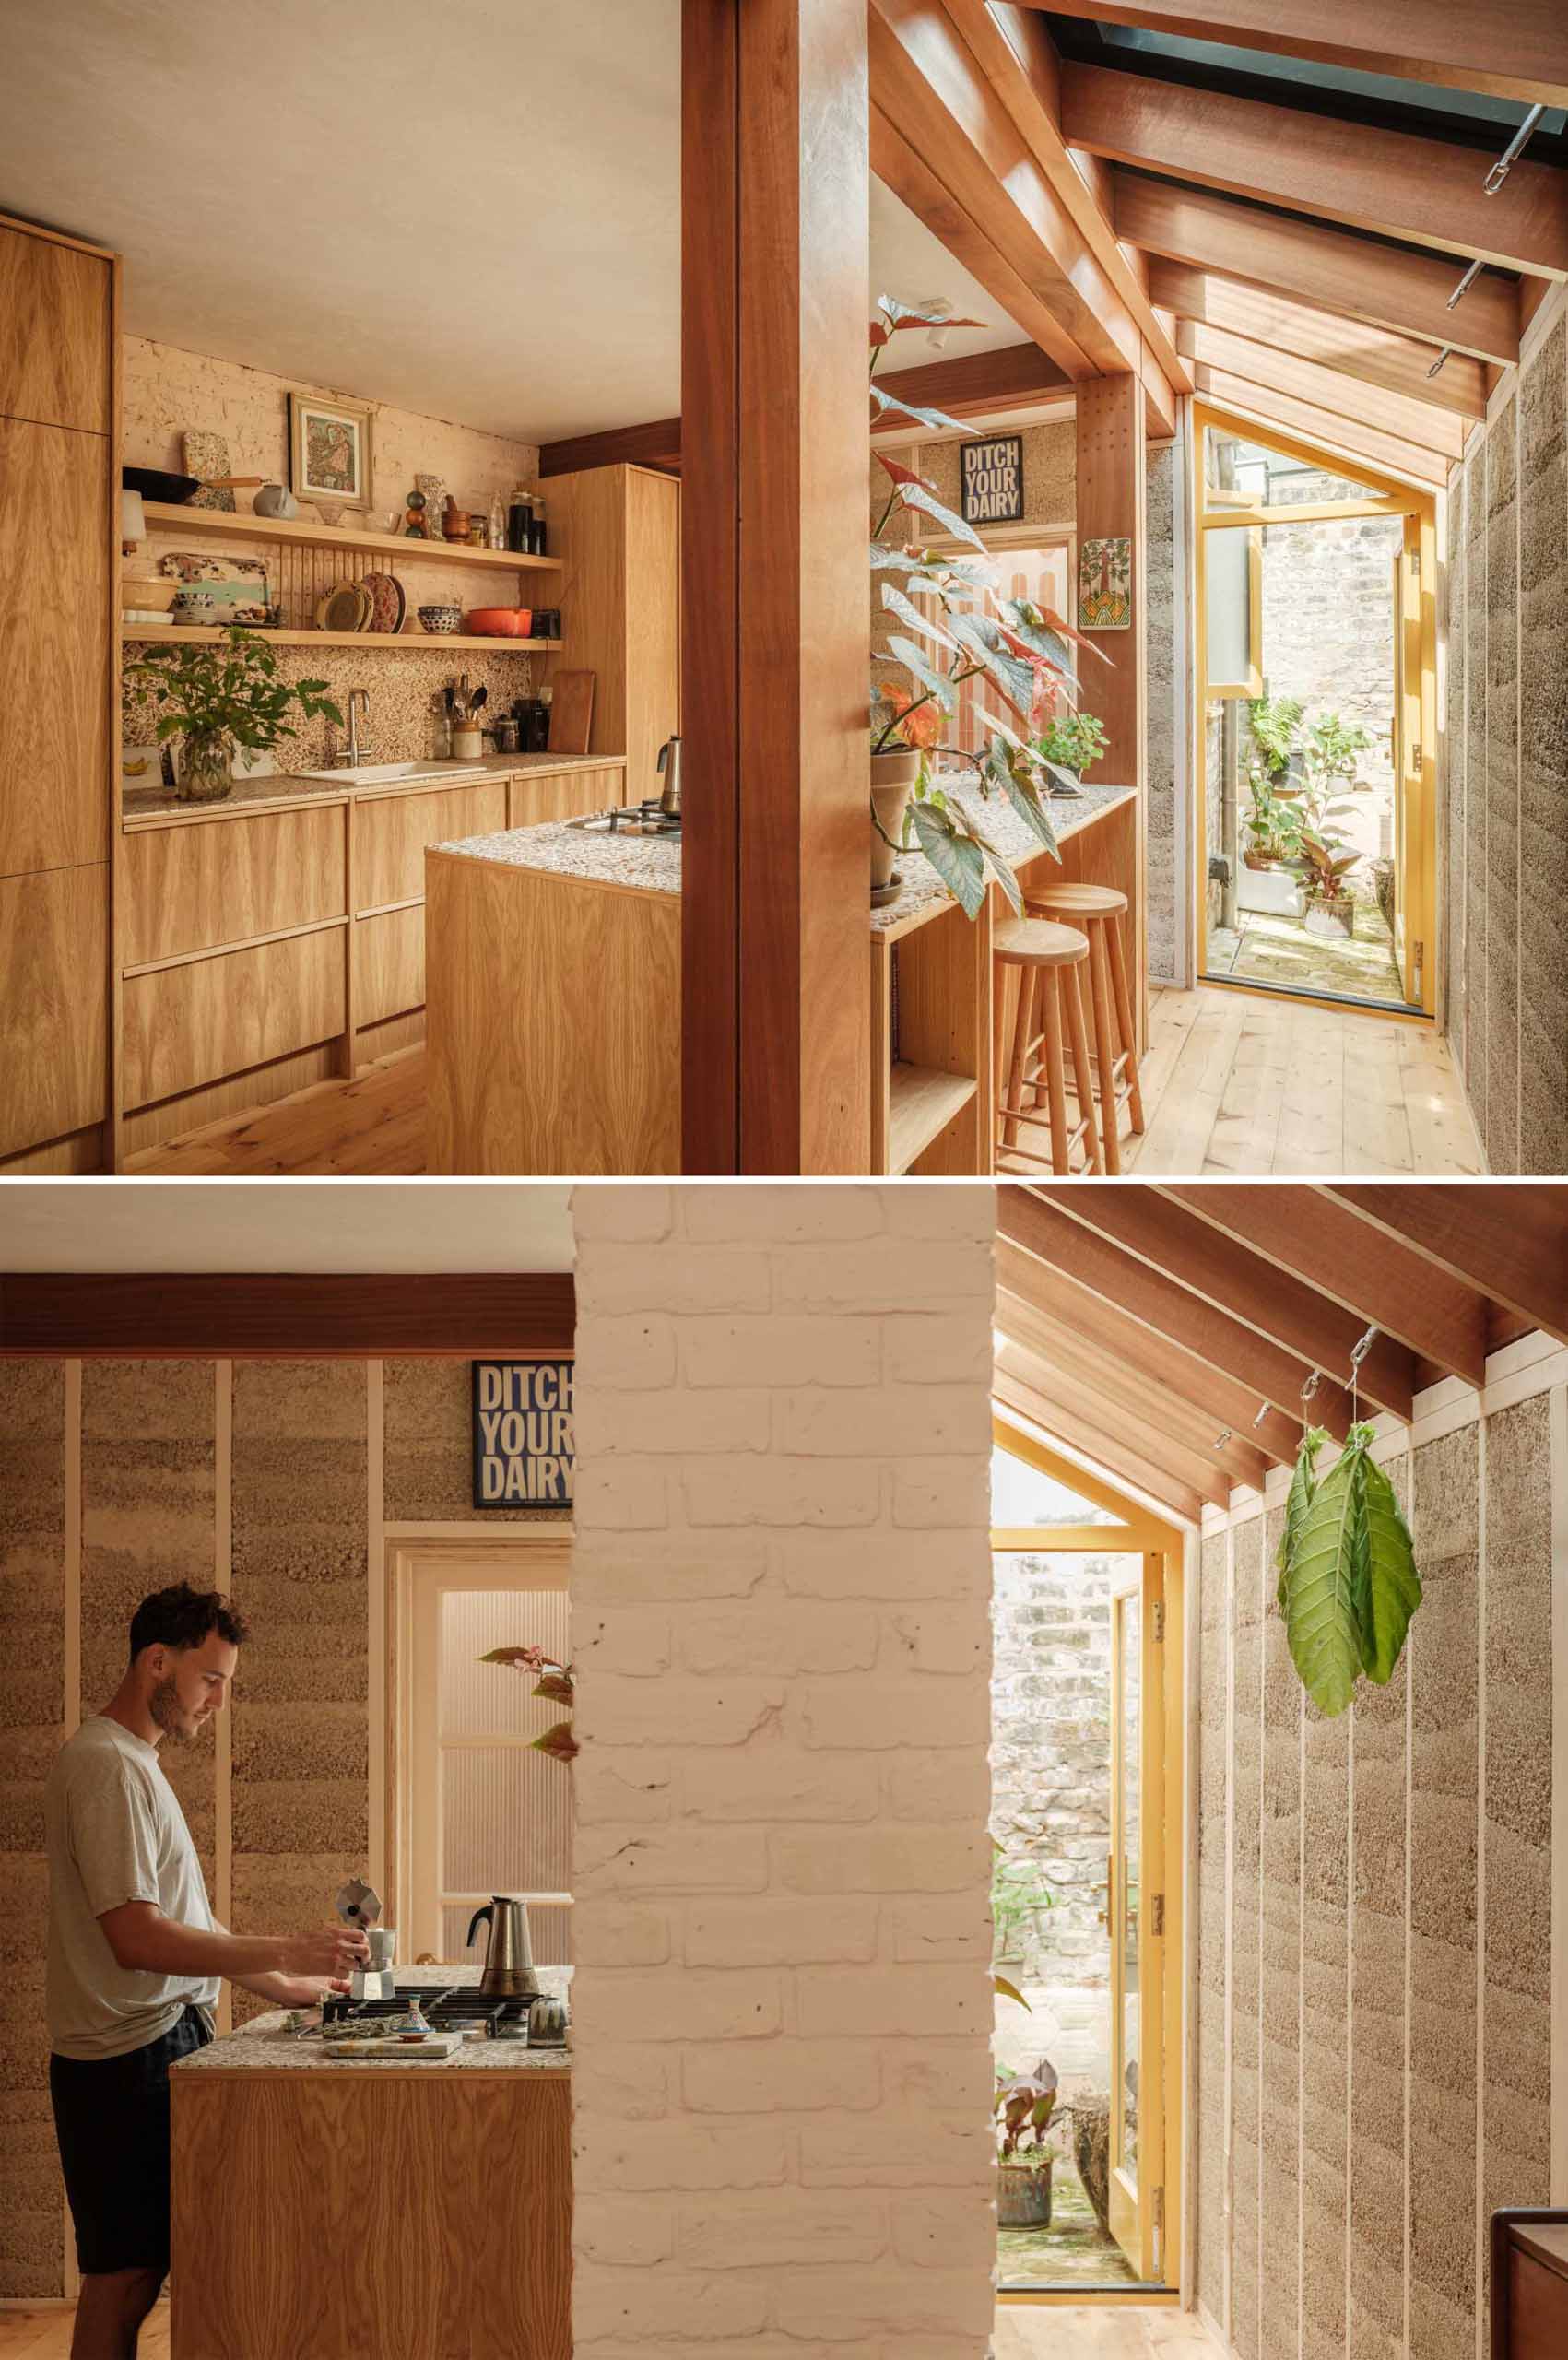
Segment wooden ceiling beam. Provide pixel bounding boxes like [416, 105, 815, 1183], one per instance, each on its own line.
[939, 0, 1192, 414]
[1040, 1185, 1417, 1418]
[1160, 1185, 1491, 1388]
[1321, 1186, 1568, 1349]
[868, 0, 1153, 385]
[538, 419, 681, 478]
[1114, 173, 1521, 364]
[871, 104, 1100, 383]
[996, 1186, 1357, 1438]
[1176, 322, 1466, 457]
[994, 1357, 1216, 1520]
[996, 1307, 1273, 1490]
[1190, 363, 1451, 486]
[1063, 64, 1568, 279]
[0, 1274, 576, 1357]
[1031, 3, 1568, 115]
[1148, 260, 1490, 423]
[996, 1243, 1303, 1464]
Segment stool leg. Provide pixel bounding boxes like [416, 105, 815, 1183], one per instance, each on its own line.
[1040, 973, 1070, 1175]
[1086, 922, 1122, 1175]
[1062, 963, 1103, 1174]
[1002, 967, 1036, 1155]
[1106, 910, 1146, 1133]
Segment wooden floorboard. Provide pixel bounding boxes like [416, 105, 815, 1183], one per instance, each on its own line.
[0, 2306, 170, 2358]
[122, 987, 1483, 1181]
[994, 2306, 1223, 2356]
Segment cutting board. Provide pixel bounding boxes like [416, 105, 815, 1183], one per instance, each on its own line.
[548, 669, 595, 757]
[320, 2032, 462, 2061]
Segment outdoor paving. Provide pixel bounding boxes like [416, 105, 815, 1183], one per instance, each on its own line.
[998, 2161, 1138, 2289]
[1208, 890, 1405, 1003]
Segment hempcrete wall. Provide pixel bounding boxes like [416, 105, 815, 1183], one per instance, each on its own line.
[1444, 304, 1568, 1172]
[0, 1356, 570, 2295]
[569, 1184, 997, 2360]
[1194, 1385, 1562, 2360]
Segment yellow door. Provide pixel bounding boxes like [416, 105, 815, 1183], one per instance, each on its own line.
[1107, 1555, 1167, 2282]
[1391, 519, 1432, 1009]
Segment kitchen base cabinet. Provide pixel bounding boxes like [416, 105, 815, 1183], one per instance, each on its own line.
[0, 862, 108, 1161]
[171, 2068, 571, 2360]
[121, 922, 348, 1109]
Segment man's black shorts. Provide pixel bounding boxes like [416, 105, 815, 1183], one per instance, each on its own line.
[50, 2004, 212, 2275]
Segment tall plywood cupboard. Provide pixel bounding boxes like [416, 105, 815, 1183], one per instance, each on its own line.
[543, 463, 679, 803]
[0, 211, 117, 1169]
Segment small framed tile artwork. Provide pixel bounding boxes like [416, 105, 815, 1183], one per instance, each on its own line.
[289, 390, 375, 513]
[1079, 535, 1133, 631]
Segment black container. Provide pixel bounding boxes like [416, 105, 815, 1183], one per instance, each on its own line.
[528, 700, 550, 754]
[529, 499, 548, 558]
[507, 501, 531, 553]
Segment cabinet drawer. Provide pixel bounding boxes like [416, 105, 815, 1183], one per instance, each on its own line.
[123, 925, 346, 1109]
[0, 419, 110, 876]
[0, 862, 107, 1157]
[0, 224, 111, 433]
[354, 782, 507, 911]
[355, 904, 425, 1028]
[122, 804, 348, 969]
[507, 765, 624, 827]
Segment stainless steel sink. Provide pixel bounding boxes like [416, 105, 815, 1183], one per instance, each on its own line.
[298, 761, 486, 785]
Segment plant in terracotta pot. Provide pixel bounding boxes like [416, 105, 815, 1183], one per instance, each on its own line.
[996, 2061, 1058, 2227]
[868, 295, 1109, 914]
[124, 625, 342, 804]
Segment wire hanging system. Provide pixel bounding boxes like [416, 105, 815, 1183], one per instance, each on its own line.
[1251, 1402, 1270, 1431]
[1427, 346, 1454, 380]
[1212, 1426, 1232, 1453]
[1484, 104, 1545, 194]
[1300, 1367, 1322, 1408]
[1446, 258, 1485, 310]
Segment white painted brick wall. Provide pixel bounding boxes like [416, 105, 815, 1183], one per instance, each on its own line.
[571, 1184, 997, 2360]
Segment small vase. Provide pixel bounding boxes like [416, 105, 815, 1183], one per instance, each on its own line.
[179, 732, 236, 804]
[870, 749, 920, 895]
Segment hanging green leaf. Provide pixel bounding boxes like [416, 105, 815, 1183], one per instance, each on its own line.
[1275, 1424, 1326, 1610]
[1281, 1422, 1375, 1718]
[1353, 1454, 1421, 1685]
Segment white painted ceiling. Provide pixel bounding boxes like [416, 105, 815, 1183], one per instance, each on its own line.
[0, 1185, 574, 1271]
[0, 0, 1024, 447]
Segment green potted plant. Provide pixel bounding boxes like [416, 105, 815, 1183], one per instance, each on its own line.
[996, 2062, 1057, 2227]
[868, 295, 1110, 914]
[1298, 832, 1361, 938]
[124, 625, 342, 804]
[1242, 694, 1303, 869]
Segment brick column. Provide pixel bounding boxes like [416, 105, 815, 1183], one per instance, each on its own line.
[570, 1184, 997, 2356]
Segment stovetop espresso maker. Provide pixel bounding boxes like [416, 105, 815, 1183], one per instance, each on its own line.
[466, 1894, 541, 2000]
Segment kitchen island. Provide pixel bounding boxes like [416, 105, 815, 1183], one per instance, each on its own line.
[424, 779, 1138, 1174]
[169, 1966, 571, 2360]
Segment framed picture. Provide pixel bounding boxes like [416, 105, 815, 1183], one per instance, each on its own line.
[961, 433, 1023, 525]
[289, 391, 374, 512]
[1079, 535, 1133, 631]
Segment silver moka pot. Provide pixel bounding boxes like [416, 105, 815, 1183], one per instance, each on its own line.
[655, 733, 682, 818]
[466, 1895, 541, 2000]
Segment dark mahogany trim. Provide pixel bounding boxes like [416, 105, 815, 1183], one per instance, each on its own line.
[538, 418, 682, 477]
[0, 1275, 576, 1358]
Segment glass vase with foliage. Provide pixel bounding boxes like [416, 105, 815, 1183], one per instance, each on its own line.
[868, 295, 1111, 916]
[124, 625, 342, 804]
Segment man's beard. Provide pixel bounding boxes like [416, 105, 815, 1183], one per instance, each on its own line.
[149, 1675, 201, 1744]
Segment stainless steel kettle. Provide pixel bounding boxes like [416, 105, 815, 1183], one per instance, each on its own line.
[655, 733, 682, 818]
[466, 1895, 541, 2000]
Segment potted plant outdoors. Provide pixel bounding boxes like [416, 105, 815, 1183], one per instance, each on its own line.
[868, 295, 1111, 914]
[1292, 708, 1372, 937]
[1240, 772, 1303, 871]
[1242, 693, 1303, 869]
[124, 625, 342, 803]
[996, 2061, 1058, 2227]
[1298, 832, 1361, 938]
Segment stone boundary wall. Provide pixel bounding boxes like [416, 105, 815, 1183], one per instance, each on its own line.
[570, 1184, 997, 2360]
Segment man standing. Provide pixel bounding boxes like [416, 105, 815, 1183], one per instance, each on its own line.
[44, 1582, 371, 2360]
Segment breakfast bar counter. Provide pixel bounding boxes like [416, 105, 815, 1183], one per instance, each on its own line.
[169, 1967, 572, 2359]
[425, 778, 1139, 1174]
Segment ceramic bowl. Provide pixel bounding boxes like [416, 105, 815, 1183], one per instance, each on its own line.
[418, 605, 463, 634]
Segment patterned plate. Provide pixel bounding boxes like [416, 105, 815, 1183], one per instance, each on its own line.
[362, 572, 402, 636]
[316, 580, 372, 633]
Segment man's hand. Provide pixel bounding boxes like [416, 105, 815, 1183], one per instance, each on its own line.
[270, 1973, 353, 2009]
[277, 1927, 371, 1979]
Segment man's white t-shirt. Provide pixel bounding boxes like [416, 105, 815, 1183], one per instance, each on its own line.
[44, 1715, 219, 2060]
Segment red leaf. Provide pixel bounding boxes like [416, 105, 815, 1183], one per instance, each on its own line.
[875, 452, 936, 491]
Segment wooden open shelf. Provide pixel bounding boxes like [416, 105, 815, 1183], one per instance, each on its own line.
[138, 500, 564, 572]
[122, 625, 563, 655]
[888, 1064, 979, 1175]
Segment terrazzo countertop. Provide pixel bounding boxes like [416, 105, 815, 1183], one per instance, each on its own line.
[123, 751, 623, 827]
[172, 1965, 572, 2075]
[430, 776, 1136, 932]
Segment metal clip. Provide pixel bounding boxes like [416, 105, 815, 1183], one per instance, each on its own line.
[1349, 1324, 1378, 1375]
[1484, 105, 1544, 194]
[1445, 259, 1484, 311]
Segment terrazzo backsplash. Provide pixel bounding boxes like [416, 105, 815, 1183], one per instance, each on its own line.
[122, 336, 546, 766]
[0, 1356, 571, 2295]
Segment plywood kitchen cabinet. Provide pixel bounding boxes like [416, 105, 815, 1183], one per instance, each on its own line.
[544, 463, 678, 801]
[355, 779, 508, 912]
[123, 923, 348, 1109]
[121, 800, 348, 969]
[0, 211, 117, 1171]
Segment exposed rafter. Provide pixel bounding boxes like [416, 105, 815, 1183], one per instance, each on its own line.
[994, 1355, 1214, 1521]
[1032, 3, 1568, 114]
[1063, 63, 1568, 278]
[1160, 1186, 1491, 1387]
[1149, 261, 1490, 422]
[1322, 1186, 1568, 1347]
[1114, 173, 1522, 364]
[1176, 321, 1466, 458]
[1190, 363, 1452, 486]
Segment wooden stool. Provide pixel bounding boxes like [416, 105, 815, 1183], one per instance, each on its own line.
[1022, 882, 1144, 1174]
[994, 918, 1102, 1175]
